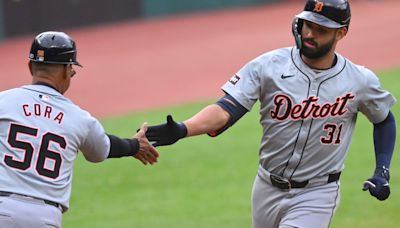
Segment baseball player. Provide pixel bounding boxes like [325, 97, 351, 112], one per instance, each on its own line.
[145, 0, 396, 227]
[0, 31, 159, 228]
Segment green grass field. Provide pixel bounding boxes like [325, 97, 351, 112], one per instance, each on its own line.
[63, 69, 400, 228]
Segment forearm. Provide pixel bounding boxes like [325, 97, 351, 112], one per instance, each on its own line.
[183, 104, 230, 137]
[363, 112, 395, 201]
[107, 134, 139, 158]
[373, 111, 396, 169]
[145, 104, 231, 146]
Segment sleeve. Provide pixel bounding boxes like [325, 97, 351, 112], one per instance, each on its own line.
[107, 134, 139, 158]
[358, 68, 396, 124]
[221, 56, 263, 111]
[79, 117, 111, 163]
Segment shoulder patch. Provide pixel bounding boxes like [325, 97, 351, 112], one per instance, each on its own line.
[229, 75, 240, 85]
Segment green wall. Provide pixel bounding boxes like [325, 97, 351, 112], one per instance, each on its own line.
[143, 0, 277, 17]
[0, 0, 4, 40]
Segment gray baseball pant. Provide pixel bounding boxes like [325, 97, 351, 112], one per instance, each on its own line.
[252, 173, 340, 228]
[0, 193, 62, 228]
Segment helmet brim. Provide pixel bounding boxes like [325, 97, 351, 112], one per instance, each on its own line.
[296, 11, 345, 29]
[29, 59, 83, 67]
[74, 62, 83, 67]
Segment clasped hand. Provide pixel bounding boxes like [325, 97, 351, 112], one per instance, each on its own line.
[133, 123, 159, 165]
[145, 115, 187, 147]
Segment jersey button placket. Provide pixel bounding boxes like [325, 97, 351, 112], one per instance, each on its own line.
[310, 79, 318, 95]
[283, 118, 313, 179]
[282, 79, 318, 179]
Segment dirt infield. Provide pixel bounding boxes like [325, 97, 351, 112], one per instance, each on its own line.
[0, 1, 399, 117]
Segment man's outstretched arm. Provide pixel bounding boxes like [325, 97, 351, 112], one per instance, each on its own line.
[146, 94, 248, 146]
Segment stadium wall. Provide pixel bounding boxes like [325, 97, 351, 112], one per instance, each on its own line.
[0, 0, 278, 40]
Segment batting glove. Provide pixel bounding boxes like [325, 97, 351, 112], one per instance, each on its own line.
[145, 115, 187, 147]
[362, 166, 390, 201]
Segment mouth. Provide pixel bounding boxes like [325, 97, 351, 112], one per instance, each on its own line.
[303, 40, 317, 48]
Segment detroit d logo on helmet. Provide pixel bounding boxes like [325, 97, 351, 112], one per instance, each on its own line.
[313, 1, 324, 12]
[36, 50, 45, 62]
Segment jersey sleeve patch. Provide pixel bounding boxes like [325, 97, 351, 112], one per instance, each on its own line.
[229, 75, 241, 85]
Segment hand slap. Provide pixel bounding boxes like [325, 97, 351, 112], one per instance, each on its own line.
[133, 122, 159, 165]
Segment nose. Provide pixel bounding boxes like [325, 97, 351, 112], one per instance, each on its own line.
[302, 25, 314, 38]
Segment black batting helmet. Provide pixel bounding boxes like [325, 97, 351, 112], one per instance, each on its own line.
[29, 31, 82, 67]
[292, 0, 351, 48]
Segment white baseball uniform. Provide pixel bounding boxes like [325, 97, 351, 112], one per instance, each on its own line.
[0, 84, 111, 227]
[221, 47, 396, 228]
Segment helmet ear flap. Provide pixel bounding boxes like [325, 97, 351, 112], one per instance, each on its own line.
[292, 18, 303, 49]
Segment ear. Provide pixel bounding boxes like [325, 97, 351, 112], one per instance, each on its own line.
[28, 61, 33, 75]
[62, 65, 69, 79]
[336, 27, 348, 41]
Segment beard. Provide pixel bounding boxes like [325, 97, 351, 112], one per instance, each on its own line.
[300, 36, 336, 59]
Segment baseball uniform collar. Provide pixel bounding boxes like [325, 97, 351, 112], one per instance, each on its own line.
[33, 82, 58, 92]
[22, 84, 63, 96]
[291, 48, 346, 79]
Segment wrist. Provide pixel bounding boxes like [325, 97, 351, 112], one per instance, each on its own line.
[129, 138, 140, 155]
[178, 123, 188, 139]
[374, 166, 390, 181]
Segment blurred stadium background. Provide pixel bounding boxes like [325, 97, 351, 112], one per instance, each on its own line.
[0, 0, 284, 40]
[1, 0, 397, 118]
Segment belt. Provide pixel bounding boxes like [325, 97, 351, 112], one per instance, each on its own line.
[0, 191, 64, 212]
[269, 172, 341, 190]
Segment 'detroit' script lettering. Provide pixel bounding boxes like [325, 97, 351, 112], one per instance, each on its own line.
[270, 93, 355, 121]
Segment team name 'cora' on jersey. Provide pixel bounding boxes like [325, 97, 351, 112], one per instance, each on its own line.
[270, 93, 355, 121]
[22, 104, 64, 124]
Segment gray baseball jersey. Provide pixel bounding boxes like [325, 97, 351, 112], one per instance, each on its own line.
[222, 47, 396, 181]
[0, 84, 110, 209]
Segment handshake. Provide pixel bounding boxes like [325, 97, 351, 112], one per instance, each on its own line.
[362, 166, 390, 201]
[134, 115, 187, 165]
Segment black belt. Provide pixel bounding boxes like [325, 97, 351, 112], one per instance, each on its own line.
[0, 191, 62, 211]
[269, 172, 341, 190]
